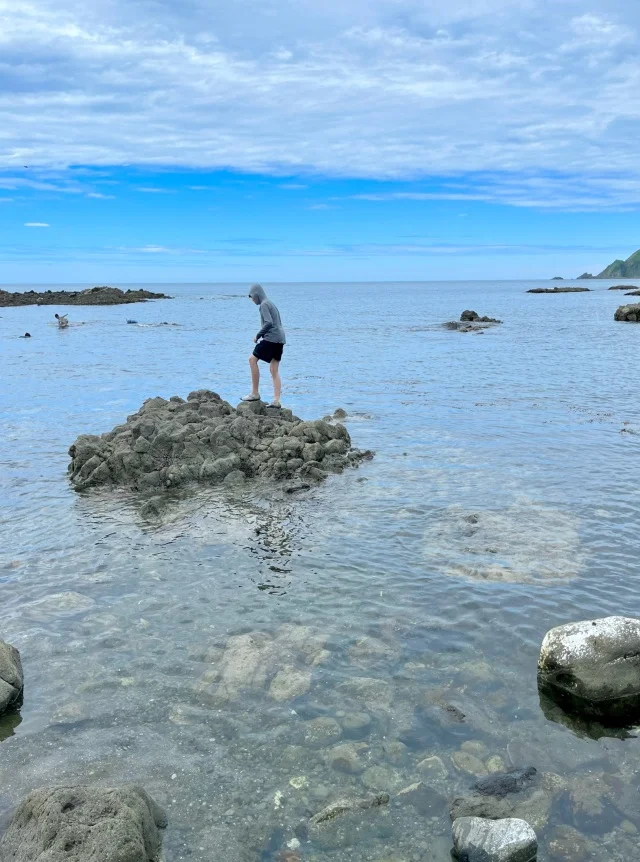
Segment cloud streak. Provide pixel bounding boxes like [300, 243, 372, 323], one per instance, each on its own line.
[1, 0, 640, 207]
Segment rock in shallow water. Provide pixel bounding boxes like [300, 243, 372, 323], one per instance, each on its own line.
[0, 785, 167, 862]
[0, 640, 23, 715]
[68, 390, 372, 492]
[538, 616, 640, 723]
[452, 816, 537, 862]
[614, 302, 640, 321]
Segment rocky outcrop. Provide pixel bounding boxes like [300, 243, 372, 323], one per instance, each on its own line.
[0, 640, 23, 715]
[608, 285, 637, 290]
[527, 287, 590, 293]
[460, 310, 502, 323]
[68, 391, 372, 492]
[538, 617, 640, 723]
[0, 785, 167, 862]
[452, 816, 537, 862]
[597, 248, 640, 278]
[0, 287, 169, 307]
[445, 311, 503, 333]
[614, 303, 640, 322]
[625, 290, 640, 296]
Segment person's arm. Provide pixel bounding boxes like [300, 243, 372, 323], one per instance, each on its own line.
[255, 303, 274, 340]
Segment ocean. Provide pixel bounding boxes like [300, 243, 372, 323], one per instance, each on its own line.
[1, 280, 639, 861]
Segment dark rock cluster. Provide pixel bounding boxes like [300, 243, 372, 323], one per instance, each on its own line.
[527, 287, 590, 294]
[0, 286, 169, 307]
[614, 303, 640, 322]
[68, 390, 372, 493]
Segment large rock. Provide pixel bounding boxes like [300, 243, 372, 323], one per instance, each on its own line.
[614, 302, 640, 321]
[0, 640, 23, 715]
[538, 616, 640, 723]
[0, 785, 167, 862]
[460, 310, 502, 323]
[68, 390, 372, 492]
[452, 817, 537, 862]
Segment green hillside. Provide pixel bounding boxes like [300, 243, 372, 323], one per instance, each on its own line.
[597, 248, 640, 278]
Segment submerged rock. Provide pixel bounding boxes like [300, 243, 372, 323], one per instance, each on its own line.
[309, 792, 390, 825]
[450, 768, 553, 829]
[423, 502, 583, 583]
[445, 311, 502, 333]
[538, 616, 640, 723]
[451, 816, 537, 862]
[195, 624, 328, 704]
[0, 785, 167, 862]
[625, 289, 640, 296]
[0, 640, 23, 715]
[68, 390, 372, 492]
[614, 302, 640, 321]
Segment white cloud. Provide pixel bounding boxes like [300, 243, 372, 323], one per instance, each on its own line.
[25, 222, 49, 227]
[136, 187, 174, 194]
[87, 191, 114, 199]
[1, 0, 640, 207]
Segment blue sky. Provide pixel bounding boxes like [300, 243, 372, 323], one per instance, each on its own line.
[2, 0, 640, 282]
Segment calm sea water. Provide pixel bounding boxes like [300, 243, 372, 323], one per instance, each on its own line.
[1, 281, 639, 861]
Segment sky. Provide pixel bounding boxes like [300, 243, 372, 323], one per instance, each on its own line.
[2, 0, 640, 282]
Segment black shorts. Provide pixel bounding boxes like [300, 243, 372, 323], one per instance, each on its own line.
[253, 340, 284, 363]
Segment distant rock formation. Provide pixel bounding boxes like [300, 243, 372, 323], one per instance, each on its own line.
[576, 248, 640, 279]
[68, 390, 372, 493]
[597, 248, 640, 278]
[614, 303, 640, 322]
[527, 287, 590, 294]
[625, 290, 640, 296]
[551, 276, 564, 280]
[0, 286, 170, 307]
[608, 285, 636, 290]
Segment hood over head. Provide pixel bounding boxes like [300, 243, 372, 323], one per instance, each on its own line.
[249, 283, 267, 303]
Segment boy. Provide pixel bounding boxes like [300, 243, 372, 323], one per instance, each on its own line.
[242, 284, 286, 407]
[54, 313, 69, 328]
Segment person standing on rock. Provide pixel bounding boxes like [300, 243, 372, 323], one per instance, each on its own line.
[242, 284, 286, 408]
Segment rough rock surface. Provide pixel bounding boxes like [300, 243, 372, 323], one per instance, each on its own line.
[0, 287, 168, 306]
[538, 616, 640, 723]
[0, 639, 23, 715]
[452, 816, 537, 862]
[527, 287, 590, 293]
[460, 310, 502, 324]
[0, 785, 167, 862]
[615, 302, 640, 320]
[445, 311, 502, 333]
[625, 289, 640, 296]
[608, 284, 637, 290]
[68, 390, 372, 492]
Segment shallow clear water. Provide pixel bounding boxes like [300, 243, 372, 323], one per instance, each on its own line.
[1, 281, 639, 861]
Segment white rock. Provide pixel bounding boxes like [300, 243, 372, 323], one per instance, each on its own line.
[452, 816, 537, 862]
[538, 616, 640, 722]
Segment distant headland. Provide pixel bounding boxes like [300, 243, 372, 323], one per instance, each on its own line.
[577, 248, 640, 279]
[0, 286, 170, 307]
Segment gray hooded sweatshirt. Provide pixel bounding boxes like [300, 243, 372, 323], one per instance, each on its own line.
[249, 284, 286, 344]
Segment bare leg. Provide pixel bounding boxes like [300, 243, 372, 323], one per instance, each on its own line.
[270, 360, 281, 404]
[249, 354, 260, 397]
